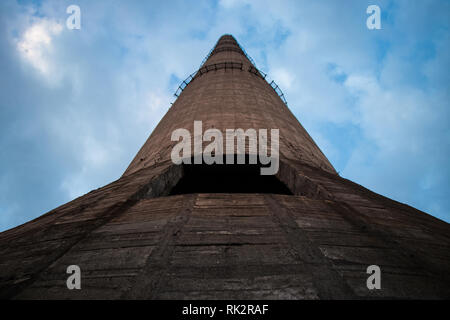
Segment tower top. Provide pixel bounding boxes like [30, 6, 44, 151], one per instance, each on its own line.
[200, 34, 253, 67]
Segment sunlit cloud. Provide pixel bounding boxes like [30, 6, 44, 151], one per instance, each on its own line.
[16, 18, 63, 74]
[271, 68, 295, 90]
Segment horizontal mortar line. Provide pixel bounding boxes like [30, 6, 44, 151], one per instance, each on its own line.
[91, 229, 163, 235]
[378, 236, 450, 244]
[306, 230, 374, 235]
[295, 228, 361, 233]
[69, 267, 142, 273]
[317, 244, 391, 249]
[174, 242, 281, 247]
[329, 260, 424, 270]
[35, 273, 140, 282]
[153, 262, 318, 269]
[76, 244, 158, 251]
[173, 242, 284, 247]
[93, 227, 166, 233]
[80, 273, 140, 279]
[187, 231, 282, 235]
[335, 267, 433, 277]
[2, 234, 82, 249]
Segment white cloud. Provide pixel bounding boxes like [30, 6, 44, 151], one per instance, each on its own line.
[344, 73, 430, 153]
[60, 135, 123, 199]
[16, 18, 63, 74]
[271, 68, 295, 90]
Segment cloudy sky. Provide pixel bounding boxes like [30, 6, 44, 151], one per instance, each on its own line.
[0, 0, 449, 231]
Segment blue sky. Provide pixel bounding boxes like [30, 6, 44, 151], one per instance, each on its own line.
[0, 0, 449, 231]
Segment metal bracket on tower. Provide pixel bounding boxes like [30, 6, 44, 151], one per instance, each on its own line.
[269, 80, 288, 106]
[174, 73, 195, 97]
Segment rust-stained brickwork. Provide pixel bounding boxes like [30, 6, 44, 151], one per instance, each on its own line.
[0, 35, 449, 299]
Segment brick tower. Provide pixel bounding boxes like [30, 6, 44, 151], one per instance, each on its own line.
[1, 35, 449, 299]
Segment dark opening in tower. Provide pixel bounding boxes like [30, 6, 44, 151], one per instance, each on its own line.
[169, 155, 292, 195]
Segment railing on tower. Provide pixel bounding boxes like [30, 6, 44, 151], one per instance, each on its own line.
[200, 37, 256, 67]
[174, 37, 288, 106]
[174, 62, 244, 97]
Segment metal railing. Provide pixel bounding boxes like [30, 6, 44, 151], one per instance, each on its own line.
[174, 62, 243, 97]
[174, 37, 288, 106]
[269, 80, 288, 106]
[248, 65, 267, 79]
[248, 66, 288, 105]
[200, 37, 256, 67]
[174, 73, 195, 97]
[236, 40, 257, 66]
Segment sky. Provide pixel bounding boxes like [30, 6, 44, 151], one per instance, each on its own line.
[0, 0, 449, 231]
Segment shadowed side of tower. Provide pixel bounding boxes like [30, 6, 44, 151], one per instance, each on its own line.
[0, 35, 449, 300]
